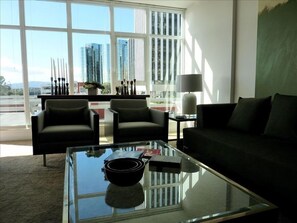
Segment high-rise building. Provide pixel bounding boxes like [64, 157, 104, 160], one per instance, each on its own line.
[81, 43, 111, 84]
[117, 39, 129, 80]
[84, 43, 103, 83]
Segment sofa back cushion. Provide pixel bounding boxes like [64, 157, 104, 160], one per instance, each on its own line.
[116, 107, 151, 123]
[264, 93, 297, 142]
[227, 96, 271, 134]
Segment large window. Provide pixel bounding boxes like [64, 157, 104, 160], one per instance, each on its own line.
[72, 33, 111, 94]
[150, 11, 182, 108]
[0, 0, 184, 129]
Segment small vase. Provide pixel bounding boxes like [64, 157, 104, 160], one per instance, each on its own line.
[88, 88, 97, 95]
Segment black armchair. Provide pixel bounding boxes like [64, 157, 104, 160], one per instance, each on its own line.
[105, 99, 169, 144]
[31, 99, 99, 166]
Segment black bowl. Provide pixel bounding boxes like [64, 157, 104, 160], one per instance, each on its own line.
[106, 158, 142, 172]
[104, 158, 145, 187]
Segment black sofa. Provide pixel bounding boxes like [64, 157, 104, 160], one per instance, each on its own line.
[183, 93, 297, 221]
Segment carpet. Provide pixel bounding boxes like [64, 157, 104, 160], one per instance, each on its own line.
[0, 154, 65, 223]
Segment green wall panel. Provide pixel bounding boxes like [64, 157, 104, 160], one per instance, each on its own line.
[256, 0, 297, 97]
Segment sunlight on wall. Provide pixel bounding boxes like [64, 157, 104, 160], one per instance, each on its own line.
[194, 39, 203, 72]
[204, 59, 213, 104]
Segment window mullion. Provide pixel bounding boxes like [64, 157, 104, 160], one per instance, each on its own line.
[19, 0, 30, 127]
[110, 4, 117, 94]
[66, 0, 74, 94]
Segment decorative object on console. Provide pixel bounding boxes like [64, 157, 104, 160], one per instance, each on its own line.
[83, 81, 105, 95]
[176, 74, 203, 114]
[118, 79, 137, 95]
[50, 58, 69, 95]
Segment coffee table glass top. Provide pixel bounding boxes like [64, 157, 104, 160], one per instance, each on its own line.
[63, 140, 276, 223]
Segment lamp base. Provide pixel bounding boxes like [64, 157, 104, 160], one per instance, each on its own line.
[182, 93, 197, 114]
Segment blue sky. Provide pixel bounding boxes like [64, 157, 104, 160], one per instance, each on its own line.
[0, 0, 139, 84]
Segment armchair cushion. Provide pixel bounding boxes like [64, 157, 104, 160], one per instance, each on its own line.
[39, 125, 94, 142]
[118, 122, 164, 138]
[227, 96, 271, 133]
[116, 107, 150, 122]
[46, 106, 89, 126]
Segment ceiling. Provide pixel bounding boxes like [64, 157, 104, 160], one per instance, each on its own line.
[110, 0, 197, 9]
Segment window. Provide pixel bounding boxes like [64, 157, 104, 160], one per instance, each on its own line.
[72, 33, 111, 94]
[114, 7, 146, 33]
[150, 11, 182, 107]
[25, 1, 66, 28]
[0, 0, 19, 26]
[0, 0, 184, 129]
[0, 29, 25, 126]
[116, 37, 145, 81]
[72, 4, 110, 31]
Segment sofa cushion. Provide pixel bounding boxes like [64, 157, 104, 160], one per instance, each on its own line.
[264, 93, 297, 142]
[116, 107, 151, 122]
[46, 106, 89, 126]
[227, 96, 271, 133]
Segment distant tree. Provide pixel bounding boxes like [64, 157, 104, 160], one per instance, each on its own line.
[0, 75, 11, 95]
[101, 82, 111, 94]
[0, 75, 6, 86]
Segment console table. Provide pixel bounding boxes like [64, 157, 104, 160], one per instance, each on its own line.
[37, 95, 150, 110]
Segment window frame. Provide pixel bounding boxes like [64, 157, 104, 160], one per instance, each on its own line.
[0, 0, 184, 130]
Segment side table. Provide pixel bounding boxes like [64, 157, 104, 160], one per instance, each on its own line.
[168, 114, 197, 150]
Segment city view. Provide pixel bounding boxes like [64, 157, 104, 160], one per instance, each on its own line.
[0, 0, 183, 128]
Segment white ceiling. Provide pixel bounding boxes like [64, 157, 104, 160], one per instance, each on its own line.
[111, 0, 197, 9]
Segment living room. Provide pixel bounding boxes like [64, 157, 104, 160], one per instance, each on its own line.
[1, 0, 296, 222]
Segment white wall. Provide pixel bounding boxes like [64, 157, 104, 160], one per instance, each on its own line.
[234, 0, 258, 100]
[184, 0, 259, 104]
[184, 0, 234, 104]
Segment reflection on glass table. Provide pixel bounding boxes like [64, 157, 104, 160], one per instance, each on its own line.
[63, 140, 277, 223]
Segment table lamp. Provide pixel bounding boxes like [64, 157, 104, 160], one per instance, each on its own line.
[176, 74, 203, 114]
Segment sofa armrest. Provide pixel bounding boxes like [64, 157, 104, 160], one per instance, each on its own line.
[197, 103, 236, 128]
[104, 108, 119, 143]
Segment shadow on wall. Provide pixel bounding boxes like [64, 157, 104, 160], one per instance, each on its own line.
[256, 0, 297, 97]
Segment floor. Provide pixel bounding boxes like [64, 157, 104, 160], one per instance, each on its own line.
[0, 133, 179, 158]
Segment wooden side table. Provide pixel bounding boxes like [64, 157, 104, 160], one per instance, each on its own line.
[168, 114, 197, 150]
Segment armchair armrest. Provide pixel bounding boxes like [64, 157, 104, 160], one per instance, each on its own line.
[150, 109, 168, 126]
[197, 103, 236, 128]
[90, 109, 99, 144]
[31, 111, 45, 133]
[104, 108, 119, 143]
[150, 109, 169, 142]
[31, 111, 46, 151]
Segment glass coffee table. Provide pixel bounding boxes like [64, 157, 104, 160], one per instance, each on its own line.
[63, 140, 277, 223]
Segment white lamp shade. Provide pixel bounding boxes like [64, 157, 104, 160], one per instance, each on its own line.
[176, 74, 203, 93]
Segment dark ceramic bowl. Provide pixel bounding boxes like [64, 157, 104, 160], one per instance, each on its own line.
[104, 158, 145, 187]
